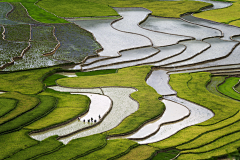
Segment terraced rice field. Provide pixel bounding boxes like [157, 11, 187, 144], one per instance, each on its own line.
[1, 0, 240, 159]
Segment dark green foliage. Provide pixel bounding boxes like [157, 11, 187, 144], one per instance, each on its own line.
[5, 136, 63, 160]
[152, 149, 179, 160]
[4, 24, 30, 41]
[31, 25, 56, 42]
[43, 74, 67, 86]
[37, 134, 106, 160]
[51, 23, 101, 63]
[0, 95, 57, 134]
[76, 69, 117, 76]
[0, 98, 17, 117]
[7, 2, 38, 24]
[0, 129, 38, 159]
[206, 76, 230, 98]
[218, 77, 240, 100]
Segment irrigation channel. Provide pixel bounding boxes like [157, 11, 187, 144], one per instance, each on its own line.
[31, 0, 239, 146]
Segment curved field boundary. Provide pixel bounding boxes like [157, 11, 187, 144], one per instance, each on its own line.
[0, 24, 31, 70]
[0, 96, 58, 135]
[232, 79, 240, 94]
[217, 77, 240, 100]
[0, 98, 18, 119]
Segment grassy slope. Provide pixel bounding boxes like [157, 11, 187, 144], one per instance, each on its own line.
[0, 67, 60, 94]
[0, 98, 17, 117]
[0, 95, 56, 134]
[26, 89, 90, 130]
[5, 135, 63, 160]
[57, 66, 164, 136]
[218, 77, 240, 100]
[194, 0, 240, 27]
[149, 72, 240, 149]
[37, 0, 211, 18]
[0, 92, 39, 125]
[75, 69, 118, 76]
[76, 139, 137, 160]
[206, 76, 229, 98]
[0, 129, 38, 159]
[43, 74, 67, 86]
[0, 0, 69, 23]
[37, 133, 106, 160]
[7, 2, 38, 23]
[152, 149, 179, 160]
[118, 145, 158, 160]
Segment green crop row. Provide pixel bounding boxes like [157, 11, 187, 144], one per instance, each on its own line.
[5, 135, 63, 160]
[0, 98, 17, 118]
[218, 77, 240, 100]
[37, 133, 106, 160]
[206, 76, 229, 98]
[7, 2, 38, 24]
[0, 92, 39, 125]
[0, 95, 57, 135]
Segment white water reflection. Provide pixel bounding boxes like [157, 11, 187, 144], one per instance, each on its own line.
[85, 44, 185, 71]
[82, 47, 159, 71]
[146, 70, 176, 96]
[48, 86, 103, 94]
[69, 19, 150, 57]
[59, 87, 138, 144]
[71, 93, 112, 122]
[141, 16, 220, 40]
[137, 95, 214, 144]
[166, 38, 238, 67]
[126, 99, 189, 139]
[113, 8, 189, 47]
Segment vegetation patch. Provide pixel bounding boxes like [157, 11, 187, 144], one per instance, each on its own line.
[57, 66, 164, 136]
[4, 24, 30, 41]
[0, 98, 17, 118]
[0, 129, 38, 159]
[26, 88, 90, 130]
[37, 0, 211, 18]
[0, 66, 60, 94]
[0, 26, 29, 67]
[37, 133, 106, 160]
[178, 139, 240, 160]
[177, 120, 240, 150]
[152, 149, 179, 160]
[5, 135, 63, 160]
[76, 139, 137, 160]
[218, 77, 240, 100]
[118, 145, 158, 160]
[51, 23, 101, 63]
[194, 2, 240, 27]
[206, 76, 229, 98]
[0, 95, 57, 135]
[76, 69, 117, 76]
[3, 41, 64, 71]
[7, 2, 38, 24]
[43, 74, 67, 86]
[0, 92, 39, 125]
[31, 25, 57, 42]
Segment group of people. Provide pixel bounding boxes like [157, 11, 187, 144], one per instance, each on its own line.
[78, 115, 102, 123]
